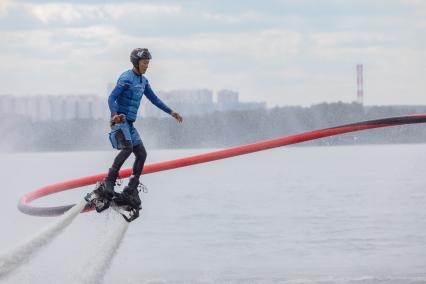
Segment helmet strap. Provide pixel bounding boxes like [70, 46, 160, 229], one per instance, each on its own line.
[132, 65, 141, 76]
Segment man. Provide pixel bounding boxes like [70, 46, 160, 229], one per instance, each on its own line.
[95, 48, 182, 212]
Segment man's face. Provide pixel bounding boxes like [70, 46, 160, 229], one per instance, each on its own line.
[138, 59, 150, 74]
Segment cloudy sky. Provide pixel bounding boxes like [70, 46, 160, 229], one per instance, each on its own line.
[0, 0, 425, 106]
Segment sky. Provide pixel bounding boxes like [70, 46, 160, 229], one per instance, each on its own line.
[0, 0, 425, 107]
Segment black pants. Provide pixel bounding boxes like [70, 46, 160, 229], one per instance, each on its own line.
[110, 130, 147, 178]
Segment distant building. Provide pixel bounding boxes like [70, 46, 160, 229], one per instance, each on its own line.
[217, 89, 266, 112]
[0, 95, 13, 116]
[37, 96, 52, 121]
[142, 89, 215, 118]
[0, 94, 109, 121]
[50, 96, 65, 121]
[141, 89, 266, 117]
[0, 89, 266, 121]
[217, 89, 239, 111]
[76, 95, 93, 119]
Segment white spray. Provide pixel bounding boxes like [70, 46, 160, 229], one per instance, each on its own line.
[73, 210, 129, 284]
[0, 199, 87, 278]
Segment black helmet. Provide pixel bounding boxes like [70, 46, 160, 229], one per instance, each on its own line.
[130, 48, 152, 69]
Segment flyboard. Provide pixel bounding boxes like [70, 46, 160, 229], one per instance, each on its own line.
[84, 181, 143, 222]
[85, 193, 140, 223]
[17, 113, 426, 221]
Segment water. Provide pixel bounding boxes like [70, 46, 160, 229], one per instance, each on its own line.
[0, 144, 426, 283]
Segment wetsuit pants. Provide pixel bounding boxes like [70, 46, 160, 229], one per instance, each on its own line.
[110, 129, 147, 179]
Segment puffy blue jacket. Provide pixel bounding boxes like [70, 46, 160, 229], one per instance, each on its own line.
[108, 69, 172, 122]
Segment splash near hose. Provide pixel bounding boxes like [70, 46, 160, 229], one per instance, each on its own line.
[18, 113, 426, 217]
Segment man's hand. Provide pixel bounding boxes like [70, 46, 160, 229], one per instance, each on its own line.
[171, 111, 183, 123]
[111, 113, 126, 124]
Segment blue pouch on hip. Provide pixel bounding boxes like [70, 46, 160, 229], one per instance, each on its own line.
[109, 128, 122, 150]
[109, 122, 130, 150]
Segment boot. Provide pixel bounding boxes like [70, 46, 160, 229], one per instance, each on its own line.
[116, 175, 141, 209]
[100, 168, 119, 201]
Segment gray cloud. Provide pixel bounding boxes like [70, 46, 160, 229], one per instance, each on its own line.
[0, 0, 425, 106]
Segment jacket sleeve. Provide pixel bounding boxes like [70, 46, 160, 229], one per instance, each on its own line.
[144, 82, 173, 114]
[108, 78, 129, 116]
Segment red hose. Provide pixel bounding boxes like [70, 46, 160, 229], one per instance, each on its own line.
[18, 113, 426, 216]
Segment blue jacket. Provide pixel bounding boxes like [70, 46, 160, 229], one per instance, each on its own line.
[108, 69, 172, 122]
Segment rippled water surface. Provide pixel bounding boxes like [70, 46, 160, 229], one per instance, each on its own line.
[1, 144, 426, 283]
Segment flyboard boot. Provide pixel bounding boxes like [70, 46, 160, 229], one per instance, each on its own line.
[113, 175, 142, 222]
[85, 168, 119, 212]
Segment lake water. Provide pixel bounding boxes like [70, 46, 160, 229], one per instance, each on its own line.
[1, 144, 426, 283]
